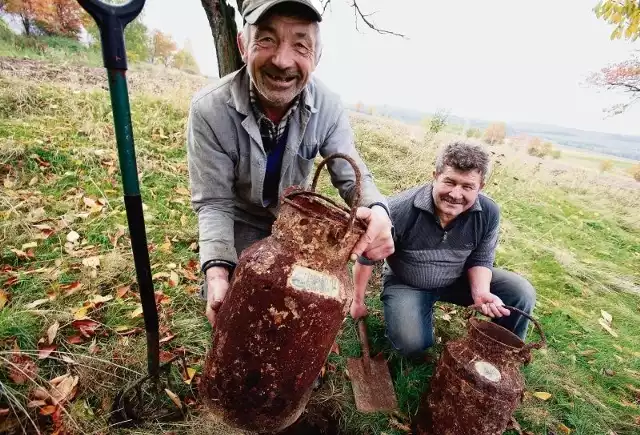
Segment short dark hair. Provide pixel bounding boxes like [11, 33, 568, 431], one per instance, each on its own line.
[435, 141, 490, 182]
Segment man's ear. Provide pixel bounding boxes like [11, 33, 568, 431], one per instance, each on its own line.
[237, 31, 248, 63]
[432, 170, 437, 180]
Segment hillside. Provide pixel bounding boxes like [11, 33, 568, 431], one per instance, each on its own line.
[347, 104, 640, 161]
[1, 57, 639, 435]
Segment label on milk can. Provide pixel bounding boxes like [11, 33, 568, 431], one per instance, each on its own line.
[289, 266, 340, 299]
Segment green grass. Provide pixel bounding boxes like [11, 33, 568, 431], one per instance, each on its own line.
[0, 63, 639, 434]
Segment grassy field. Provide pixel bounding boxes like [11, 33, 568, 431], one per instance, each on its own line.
[0, 53, 639, 435]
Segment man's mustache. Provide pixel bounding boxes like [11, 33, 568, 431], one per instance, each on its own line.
[440, 195, 465, 205]
[261, 65, 300, 80]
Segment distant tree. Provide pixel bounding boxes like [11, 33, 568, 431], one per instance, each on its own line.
[35, 0, 83, 38]
[5, 0, 38, 36]
[355, 101, 364, 113]
[151, 30, 177, 66]
[83, 13, 151, 63]
[527, 137, 553, 158]
[173, 48, 200, 74]
[483, 122, 506, 145]
[466, 128, 481, 138]
[551, 149, 562, 159]
[629, 163, 640, 181]
[428, 108, 450, 134]
[600, 159, 614, 172]
[588, 52, 640, 115]
[594, 0, 640, 41]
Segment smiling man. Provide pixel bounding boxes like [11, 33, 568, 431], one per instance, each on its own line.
[187, 0, 394, 327]
[351, 142, 536, 357]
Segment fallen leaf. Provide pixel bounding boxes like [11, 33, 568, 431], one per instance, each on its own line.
[165, 389, 183, 410]
[152, 272, 171, 280]
[40, 405, 58, 416]
[155, 291, 171, 305]
[109, 227, 125, 248]
[9, 352, 38, 384]
[533, 392, 552, 401]
[160, 350, 175, 363]
[180, 269, 198, 282]
[557, 423, 572, 434]
[27, 400, 47, 408]
[330, 342, 340, 356]
[61, 355, 76, 365]
[160, 240, 172, 253]
[159, 334, 176, 344]
[66, 231, 80, 243]
[175, 187, 190, 196]
[115, 326, 143, 336]
[72, 306, 89, 320]
[116, 286, 130, 299]
[601, 310, 613, 324]
[47, 321, 60, 344]
[28, 176, 38, 186]
[183, 367, 197, 385]
[38, 345, 57, 360]
[598, 318, 619, 337]
[441, 313, 452, 322]
[579, 349, 597, 357]
[32, 387, 50, 400]
[626, 384, 640, 394]
[90, 294, 113, 304]
[88, 339, 99, 355]
[67, 334, 85, 344]
[21, 241, 37, 250]
[168, 271, 180, 287]
[2, 276, 17, 287]
[60, 281, 82, 296]
[603, 368, 616, 376]
[10, 248, 32, 260]
[389, 418, 411, 433]
[25, 298, 50, 309]
[71, 319, 100, 337]
[49, 374, 78, 405]
[129, 305, 143, 319]
[82, 256, 100, 268]
[0, 290, 9, 309]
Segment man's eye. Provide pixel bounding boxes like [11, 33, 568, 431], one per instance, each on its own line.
[258, 37, 275, 44]
[296, 43, 310, 52]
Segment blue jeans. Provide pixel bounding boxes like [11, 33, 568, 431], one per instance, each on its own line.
[381, 269, 536, 357]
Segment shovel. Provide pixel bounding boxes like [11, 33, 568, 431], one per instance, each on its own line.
[77, 0, 185, 426]
[347, 318, 398, 413]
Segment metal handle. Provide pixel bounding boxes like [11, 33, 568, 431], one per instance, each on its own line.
[356, 318, 371, 375]
[502, 305, 546, 352]
[285, 153, 363, 238]
[77, 0, 146, 70]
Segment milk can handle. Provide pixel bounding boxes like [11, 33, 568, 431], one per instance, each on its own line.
[503, 305, 547, 352]
[310, 153, 362, 237]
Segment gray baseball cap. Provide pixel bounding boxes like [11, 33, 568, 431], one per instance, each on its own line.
[242, 0, 322, 25]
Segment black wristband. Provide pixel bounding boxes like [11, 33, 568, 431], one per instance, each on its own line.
[202, 259, 236, 275]
[368, 202, 390, 219]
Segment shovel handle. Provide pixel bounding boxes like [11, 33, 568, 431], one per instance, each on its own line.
[357, 319, 371, 374]
[77, 0, 146, 70]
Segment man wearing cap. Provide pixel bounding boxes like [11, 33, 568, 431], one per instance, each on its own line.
[187, 0, 394, 327]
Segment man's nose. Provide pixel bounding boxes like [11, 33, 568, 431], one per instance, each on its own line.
[449, 186, 463, 198]
[271, 43, 296, 70]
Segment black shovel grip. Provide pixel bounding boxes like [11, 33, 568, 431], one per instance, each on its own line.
[78, 0, 146, 70]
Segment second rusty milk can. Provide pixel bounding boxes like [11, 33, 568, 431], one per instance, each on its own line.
[200, 154, 367, 432]
[416, 306, 546, 435]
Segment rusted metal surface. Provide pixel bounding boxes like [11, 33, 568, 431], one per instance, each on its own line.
[416, 306, 546, 435]
[347, 320, 398, 413]
[200, 154, 366, 433]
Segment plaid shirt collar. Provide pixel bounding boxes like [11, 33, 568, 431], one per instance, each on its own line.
[249, 83, 301, 145]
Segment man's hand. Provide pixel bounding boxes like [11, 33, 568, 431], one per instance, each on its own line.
[205, 266, 230, 327]
[350, 300, 368, 320]
[472, 291, 511, 318]
[350, 206, 394, 262]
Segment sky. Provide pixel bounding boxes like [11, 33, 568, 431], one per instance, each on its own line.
[142, 0, 640, 136]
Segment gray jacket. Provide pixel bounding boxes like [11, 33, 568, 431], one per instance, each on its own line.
[186, 67, 387, 267]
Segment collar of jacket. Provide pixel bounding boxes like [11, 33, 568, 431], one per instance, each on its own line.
[227, 66, 318, 116]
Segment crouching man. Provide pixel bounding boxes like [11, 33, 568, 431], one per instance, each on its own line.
[351, 142, 536, 357]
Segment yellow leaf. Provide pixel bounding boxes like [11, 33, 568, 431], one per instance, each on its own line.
[90, 294, 113, 304]
[175, 187, 190, 196]
[557, 423, 572, 434]
[183, 367, 197, 385]
[160, 241, 172, 253]
[165, 388, 183, 410]
[129, 305, 144, 319]
[0, 290, 9, 310]
[73, 306, 89, 320]
[598, 318, 619, 337]
[169, 271, 180, 287]
[21, 242, 38, 250]
[533, 391, 552, 401]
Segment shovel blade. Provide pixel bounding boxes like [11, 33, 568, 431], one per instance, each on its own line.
[347, 355, 398, 413]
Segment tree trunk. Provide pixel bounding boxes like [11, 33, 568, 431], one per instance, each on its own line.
[201, 0, 243, 78]
[21, 15, 31, 36]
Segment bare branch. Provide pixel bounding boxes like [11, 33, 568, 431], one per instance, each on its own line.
[321, 0, 331, 16]
[351, 0, 406, 38]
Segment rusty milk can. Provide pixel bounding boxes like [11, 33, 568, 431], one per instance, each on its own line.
[199, 153, 367, 433]
[416, 306, 546, 435]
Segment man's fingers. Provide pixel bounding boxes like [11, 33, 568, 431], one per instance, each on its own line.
[489, 303, 503, 318]
[206, 305, 216, 327]
[498, 306, 511, 316]
[363, 243, 394, 262]
[350, 231, 375, 260]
